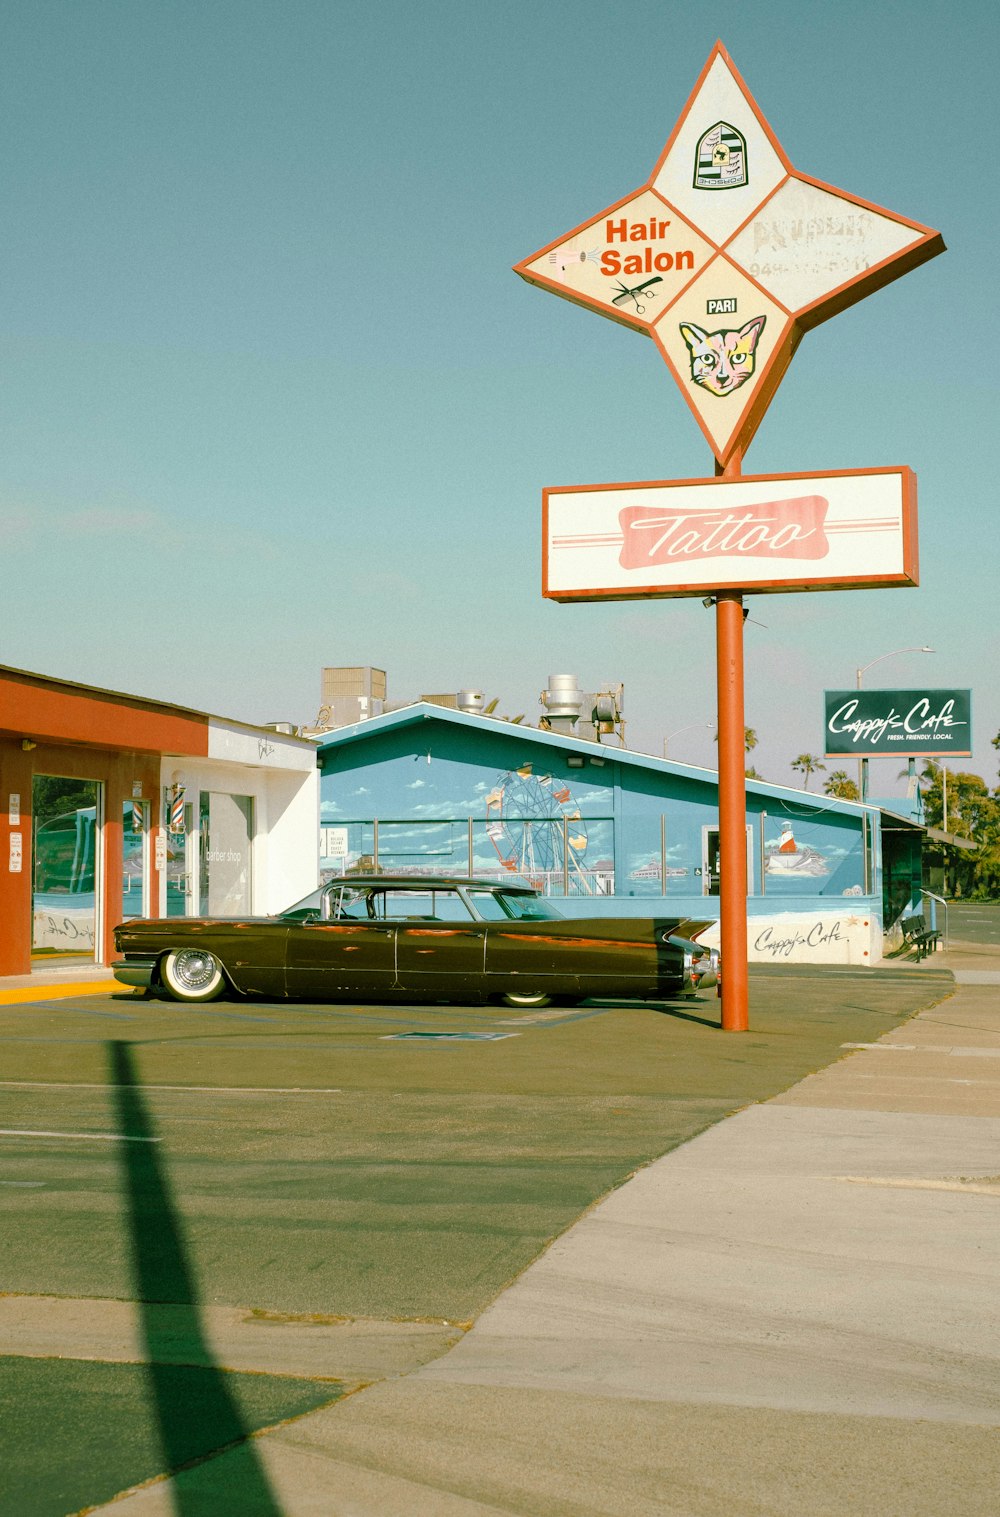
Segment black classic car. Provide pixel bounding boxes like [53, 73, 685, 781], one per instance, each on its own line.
[112, 874, 719, 1007]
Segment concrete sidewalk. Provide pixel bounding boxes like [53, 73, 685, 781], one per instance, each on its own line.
[91, 939, 1000, 1517]
[0, 963, 117, 1004]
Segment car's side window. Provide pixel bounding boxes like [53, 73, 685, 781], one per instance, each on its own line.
[380, 890, 474, 922]
[429, 891, 474, 922]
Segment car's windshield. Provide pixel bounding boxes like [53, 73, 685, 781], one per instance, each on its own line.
[467, 889, 565, 921]
[276, 887, 325, 920]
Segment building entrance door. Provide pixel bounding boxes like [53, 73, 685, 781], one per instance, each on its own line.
[164, 791, 253, 916]
[166, 799, 197, 916]
[702, 825, 754, 897]
[31, 776, 101, 963]
[199, 792, 253, 914]
[121, 800, 150, 921]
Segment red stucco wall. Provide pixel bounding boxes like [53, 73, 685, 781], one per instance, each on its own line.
[0, 669, 210, 975]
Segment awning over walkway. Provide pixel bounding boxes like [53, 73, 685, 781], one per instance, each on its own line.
[924, 827, 977, 850]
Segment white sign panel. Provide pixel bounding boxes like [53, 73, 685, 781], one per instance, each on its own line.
[543, 467, 918, 601]
[698, 908, 877, 966]
[321, 826, 349, 860]
[33, 903, 95, 951]
[9, 832, 22, 873]
[516, 43, 943, 466]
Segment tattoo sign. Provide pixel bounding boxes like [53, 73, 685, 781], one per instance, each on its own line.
[542, 467, 918, 601]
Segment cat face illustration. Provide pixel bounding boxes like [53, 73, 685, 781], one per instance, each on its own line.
[679, 316, 766, 397]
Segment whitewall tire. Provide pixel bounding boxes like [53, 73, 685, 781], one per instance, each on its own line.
[500, 990, 553, 1009]
[160, 948, 225, 1004]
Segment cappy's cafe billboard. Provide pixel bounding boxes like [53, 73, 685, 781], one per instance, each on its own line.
[825, 689, 972, 757]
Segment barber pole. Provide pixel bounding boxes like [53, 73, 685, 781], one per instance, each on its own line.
[170, 785, 186, 833]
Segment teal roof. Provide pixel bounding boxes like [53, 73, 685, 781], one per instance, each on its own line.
[316, 701, 873, 820]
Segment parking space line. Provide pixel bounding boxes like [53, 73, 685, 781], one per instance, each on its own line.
[0, 1128, 161, 1143]
[0, 1081, 343, 1094]
[381, 1031, 519, 1042]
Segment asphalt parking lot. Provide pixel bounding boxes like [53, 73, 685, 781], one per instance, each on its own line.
[0, 964, 954, 1515]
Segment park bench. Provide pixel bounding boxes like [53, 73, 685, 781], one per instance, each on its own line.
[900, 913, 941, 961]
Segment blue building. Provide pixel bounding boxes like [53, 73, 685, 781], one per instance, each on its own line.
[316, 704, 926, 966]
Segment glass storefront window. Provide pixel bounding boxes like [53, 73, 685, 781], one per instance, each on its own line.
[321, 815, 618, 898]
[31, 776, 101, 960]
[199, 792, 253, 914]
[761, 814, 863, 896]
[372, 821, 468, 874]
[619, 810, 704, 897]
[163, 792, 254, 916]
[320, 822, 375, 880]
[471, 817, 614, 897]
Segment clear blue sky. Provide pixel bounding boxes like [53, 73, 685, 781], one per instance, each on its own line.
[1, 0, 995, 793]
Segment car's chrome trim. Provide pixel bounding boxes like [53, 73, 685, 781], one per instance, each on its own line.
[112, 957, 158, 989]
[681, 947, 719, 993]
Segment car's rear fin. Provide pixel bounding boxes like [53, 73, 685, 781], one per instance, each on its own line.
[673, 919, 716, 942]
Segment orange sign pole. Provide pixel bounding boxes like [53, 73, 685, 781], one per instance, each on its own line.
[715, 450, 750, 1032]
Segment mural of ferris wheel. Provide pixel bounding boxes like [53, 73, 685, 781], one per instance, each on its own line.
[485, 764, 592, 890]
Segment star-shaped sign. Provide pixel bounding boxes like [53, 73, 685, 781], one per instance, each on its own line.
[515, 42, 944, 466]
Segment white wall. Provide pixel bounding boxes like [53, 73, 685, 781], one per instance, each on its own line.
[160, 725, 319, 915]
[698, 907, 884, 966]
[206, 720, 317, 772]
[255, 764, 320, 912]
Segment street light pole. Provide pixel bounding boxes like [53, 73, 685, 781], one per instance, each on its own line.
[855, 645, 934, 799]
[923, 756, 949, 832]
[919, 756, 953, 896]
[663, 721, 715, 759]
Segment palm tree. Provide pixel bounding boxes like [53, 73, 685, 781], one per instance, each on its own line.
[792, 753, 826, 790]
[824, 770, 860, 800]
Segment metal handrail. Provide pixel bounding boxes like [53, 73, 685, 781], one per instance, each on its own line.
[920, 887, 948, 950]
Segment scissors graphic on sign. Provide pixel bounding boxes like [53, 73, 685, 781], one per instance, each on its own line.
[610, 276, 663, 315]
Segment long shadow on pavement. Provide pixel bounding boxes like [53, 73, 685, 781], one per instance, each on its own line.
[109, 1040, 285, 1515]
[653, 1002, 722, 1029]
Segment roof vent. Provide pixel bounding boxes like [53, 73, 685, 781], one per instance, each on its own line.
[540, 674, 584, 720]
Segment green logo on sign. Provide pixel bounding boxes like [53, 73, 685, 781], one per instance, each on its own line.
[694, 122, 748, 190]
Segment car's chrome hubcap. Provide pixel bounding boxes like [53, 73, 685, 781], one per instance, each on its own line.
[174, 950, 216, 990]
